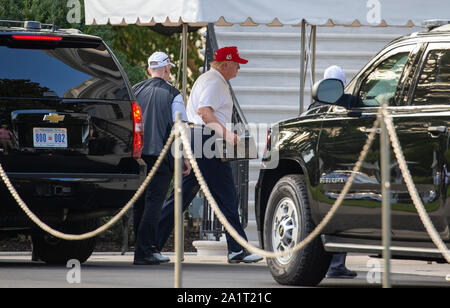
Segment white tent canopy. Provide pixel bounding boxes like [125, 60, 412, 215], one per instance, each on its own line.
[84, 0, 450, 113]
[85, 0, 450, 27]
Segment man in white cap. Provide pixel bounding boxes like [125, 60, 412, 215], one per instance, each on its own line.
[132, 51, 191, 265]
[318, 65, 357, 278]
[324, 65, 346, 85]
[309, 65, 348, 111]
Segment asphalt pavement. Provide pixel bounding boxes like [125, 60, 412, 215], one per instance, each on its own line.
[0, 252, 449, 288]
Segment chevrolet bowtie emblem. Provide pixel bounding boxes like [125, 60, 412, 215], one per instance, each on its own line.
[43, 113, 65, 123]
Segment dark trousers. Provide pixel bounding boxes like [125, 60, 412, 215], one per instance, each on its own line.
[328, 253, 347, 272]
[156, 134, 248, 253]
[133, 155, 173, 260]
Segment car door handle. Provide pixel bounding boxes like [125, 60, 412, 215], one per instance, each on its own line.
[360, 127, 381, 134]
[428, 126, 447, 138]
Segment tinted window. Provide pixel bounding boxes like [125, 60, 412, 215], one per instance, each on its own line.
[413, 49, 450, 105]
[358, 52, 409, 107]
[0, 43, 130, 100]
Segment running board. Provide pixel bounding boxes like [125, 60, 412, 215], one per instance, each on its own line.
[321, 235, 448, 260]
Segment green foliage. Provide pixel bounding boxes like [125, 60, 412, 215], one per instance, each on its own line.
[1, 0, 77, 30]
[97, 215, 134, 246]
[111, 25, 204, 91]
[0, 0, 204, 88]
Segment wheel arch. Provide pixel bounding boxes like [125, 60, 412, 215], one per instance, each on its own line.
[256, 158, 310, 249]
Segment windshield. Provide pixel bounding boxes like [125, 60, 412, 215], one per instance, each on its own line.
[0, 42, 130, 100]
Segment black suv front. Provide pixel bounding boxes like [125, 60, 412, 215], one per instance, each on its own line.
[256, 21, 450, 286]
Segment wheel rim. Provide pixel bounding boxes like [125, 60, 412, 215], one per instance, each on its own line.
[271, 197, 300, 265]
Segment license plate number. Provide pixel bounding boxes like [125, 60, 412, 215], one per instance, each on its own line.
[33, 128, 68, 148]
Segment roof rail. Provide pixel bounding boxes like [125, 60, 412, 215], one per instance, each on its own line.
[62, 28, 83, 34]
[0, 20, 59, 31]
[422, 19, 450, 31]
[0, 20, 25, 25]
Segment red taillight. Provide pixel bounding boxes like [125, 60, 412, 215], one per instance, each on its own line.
[131, 102, 144, 159]
[12, 35, 62, 41]
[132, 102, 142, 123]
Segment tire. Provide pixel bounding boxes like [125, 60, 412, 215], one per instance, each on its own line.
[263, 174, 331, 286]
[32, 219, 97, 265]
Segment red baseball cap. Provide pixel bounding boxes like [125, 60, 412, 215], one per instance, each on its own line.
[214, 46, 248, 64]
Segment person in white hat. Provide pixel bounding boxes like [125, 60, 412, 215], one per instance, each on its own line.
[132, 51, 191, 265]
[309, 65, 347, 111]
[318, 65, 357, 278]
[324, 65, 346, 85]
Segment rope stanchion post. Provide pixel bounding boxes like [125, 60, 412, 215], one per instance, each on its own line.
[174, 113, 184, 288]
[380, 100, 391, 288]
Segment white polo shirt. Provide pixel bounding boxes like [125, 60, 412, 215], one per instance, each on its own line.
[186, 68, 233, 126]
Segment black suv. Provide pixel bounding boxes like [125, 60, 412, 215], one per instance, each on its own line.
[256, 22, 450, 286]
[0, 21, 145, 264]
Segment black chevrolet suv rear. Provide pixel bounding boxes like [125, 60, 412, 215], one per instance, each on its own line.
[0, 21, 145, 264]
[256, 22, 450, 286]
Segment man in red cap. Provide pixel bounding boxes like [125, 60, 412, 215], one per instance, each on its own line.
[186, 46, 247, 145]
[156, 46, 263, 264]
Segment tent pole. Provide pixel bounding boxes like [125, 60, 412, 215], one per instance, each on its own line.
[180, 23, 188, 260]
[182, 23, 188, 104]
[176, 38, 183, 90]
[299, 19, 306, 114]
[311, 25, 316, 106]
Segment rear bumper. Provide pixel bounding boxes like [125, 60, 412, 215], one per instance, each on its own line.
[0, 159, 147, 228]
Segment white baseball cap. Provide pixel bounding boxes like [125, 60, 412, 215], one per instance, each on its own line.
[148, 51, 176, 69]
[324, 65, 346, 85]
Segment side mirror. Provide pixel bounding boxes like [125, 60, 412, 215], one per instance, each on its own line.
[312, 79, 344, 105]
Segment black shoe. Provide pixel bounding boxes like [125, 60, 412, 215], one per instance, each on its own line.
[227, 250, 263, 264]
[326, 267, 357, 279]
[133, 256, 160, 265]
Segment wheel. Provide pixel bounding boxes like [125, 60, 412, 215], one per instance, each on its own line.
[264, 175, 331, 286]
[32, 219, 97, 265]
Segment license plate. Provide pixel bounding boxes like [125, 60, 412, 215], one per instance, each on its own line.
[33, 128, 68, 148]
